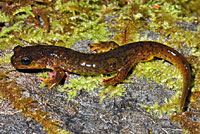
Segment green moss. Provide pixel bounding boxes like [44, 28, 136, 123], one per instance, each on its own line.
[0, 11, 10, 22]
[57, 74, 126, 102]
[50, 0, 112, 47]
[141, 92, 181, 116]
[57, 129, 72, 134]
[58, 75, 101, 101]
[98, 84, 126, 102]
[0, 54, 12, 65]
[133, 60, 182, 91]
[13, 5, 35, 19]
[18, 25, 57, 45]
[130, 60, 184, 114]
[0, 21, 23, 50]
[111, 0, 198, 47]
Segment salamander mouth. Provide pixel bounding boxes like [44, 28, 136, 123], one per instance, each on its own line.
[13, 64, 47, 69]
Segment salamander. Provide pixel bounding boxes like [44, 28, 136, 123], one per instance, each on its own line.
[11, 41, 191, 110]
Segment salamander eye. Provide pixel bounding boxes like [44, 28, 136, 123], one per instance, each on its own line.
[21, 56, 31, 65]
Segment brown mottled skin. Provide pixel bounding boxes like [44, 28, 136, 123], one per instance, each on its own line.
[11, 41, 191, 111]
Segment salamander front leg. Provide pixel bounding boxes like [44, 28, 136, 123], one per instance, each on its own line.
[102, 61, 135, 85]
[41, 66, 65, 89]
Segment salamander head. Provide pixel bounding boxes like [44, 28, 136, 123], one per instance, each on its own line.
[11, 45, 48, 70]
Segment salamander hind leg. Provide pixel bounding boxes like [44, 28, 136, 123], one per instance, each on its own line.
[102, 61, 135, 85]
[89, 41, 119, 53]
[41, 66, 65, 89]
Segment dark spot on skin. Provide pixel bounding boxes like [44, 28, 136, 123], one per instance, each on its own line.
[146, 53, 150, 57]
[163, 54, 167, 57]
[89, 55, 95, 60]
[149, 42, 153, 46]
[182, 60, 186, 65]
[110, 62, 116, 69]
[48, 59, 54, 66]
[177, 53, 181, 58]
[160, 46, 164, 52]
